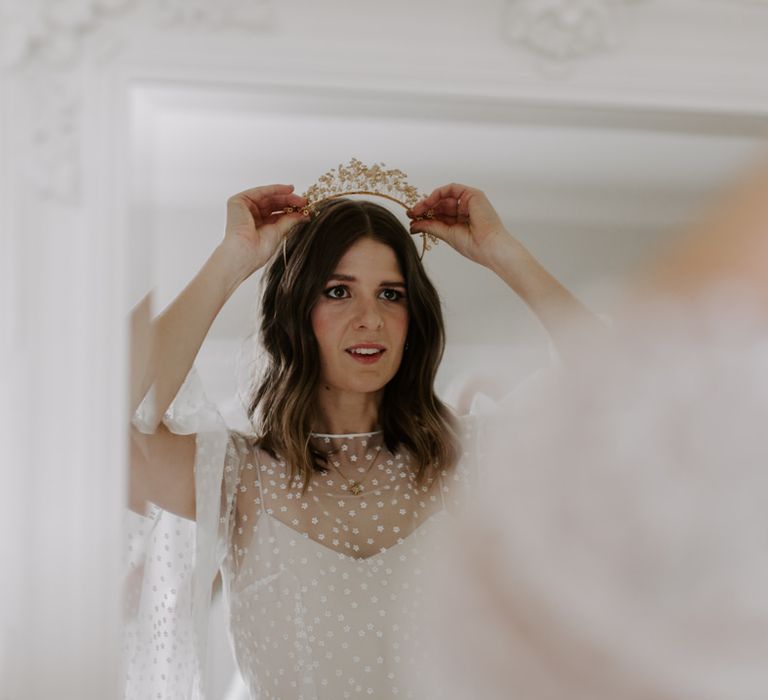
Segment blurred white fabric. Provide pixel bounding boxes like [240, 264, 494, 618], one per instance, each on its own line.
[413, 302, 768, 700]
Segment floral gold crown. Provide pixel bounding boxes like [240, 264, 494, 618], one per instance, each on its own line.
[282, 158, 438, 258]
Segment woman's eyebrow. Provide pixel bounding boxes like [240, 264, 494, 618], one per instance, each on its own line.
[327, 273, 406, 288]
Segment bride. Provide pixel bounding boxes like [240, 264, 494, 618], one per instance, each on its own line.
[127, 177, 600, 699]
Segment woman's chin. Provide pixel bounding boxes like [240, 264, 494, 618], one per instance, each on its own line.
[321, 375, 392, 396]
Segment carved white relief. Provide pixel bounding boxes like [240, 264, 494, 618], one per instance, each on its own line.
[20, 71, 82, 202]
[1, 0, 135, 202]
[3, 0, 765, 204]
[0, 0, 134, 68]
[155, 0, 271, 29]
[2, 0, 271, 203]
[502, 0, 646, 61]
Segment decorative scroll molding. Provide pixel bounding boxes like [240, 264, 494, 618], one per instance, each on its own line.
[0, 0, 135, 68]
[2, 0, 272, 203]
[501, 0, 646, 61]
[3, 0, 766, 203]
[19, 72, 82, 202]
[1, 0, 271, 68]
[155, 0, 271, 29]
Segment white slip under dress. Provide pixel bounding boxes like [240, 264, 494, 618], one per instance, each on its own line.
[220, 428, 472, 699]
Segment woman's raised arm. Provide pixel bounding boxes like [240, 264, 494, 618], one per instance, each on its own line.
[127, 184, 308, 518]
[132, 184, 309, 427]
[407, 183, 605, 364]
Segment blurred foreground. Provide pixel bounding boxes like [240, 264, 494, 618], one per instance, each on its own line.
[411, 154, 768, 700]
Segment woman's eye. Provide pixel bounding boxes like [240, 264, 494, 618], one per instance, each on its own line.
[380, 288, 405, 301]
[324, 285, 349, 299]
[323, 286, 404, 301]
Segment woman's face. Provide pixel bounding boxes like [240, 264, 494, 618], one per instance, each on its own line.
[311, 236, 409, 396]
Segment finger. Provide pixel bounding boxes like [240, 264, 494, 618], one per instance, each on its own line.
[258, 193, 309, 217]
[408, 183, 478, 217]
[411, 204, 458, 224]
[237, 186, 305, 217]
[226, 194, 261, 226]
[432, 216, 460, 227]
[434, 198, 460, 217]
[265, 193, 308, 206]
[265, 210, 311, 234]
[456, 196, 471, 222]
[409, 217, 456, 244]
[229, 192, 306, 223]
[435, 190, 481, 223]
[234, 184, 296, 202]
[436, 190, 477, 222]
[407, 198, 460, 223]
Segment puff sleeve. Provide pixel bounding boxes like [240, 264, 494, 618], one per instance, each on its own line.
[124, 366, 249, 699]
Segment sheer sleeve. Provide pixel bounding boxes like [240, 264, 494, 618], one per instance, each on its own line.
[123, 365, 250, 700]
[446, 353, 562, 511]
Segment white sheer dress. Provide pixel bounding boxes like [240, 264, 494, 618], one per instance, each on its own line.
[221, 428, 475, 699]
[124, 366, 487, 700]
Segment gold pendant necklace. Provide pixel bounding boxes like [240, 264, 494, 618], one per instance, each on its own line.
[327, 444, 384, 495]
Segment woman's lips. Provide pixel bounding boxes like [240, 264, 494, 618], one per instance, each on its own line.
[345, 348, 386, 364]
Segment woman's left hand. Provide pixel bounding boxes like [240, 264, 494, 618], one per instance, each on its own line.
[408, 183, 604, 362]
[406, 183, 517, 268]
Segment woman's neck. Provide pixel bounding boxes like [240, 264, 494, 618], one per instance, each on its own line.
[312, 385, 382, 435]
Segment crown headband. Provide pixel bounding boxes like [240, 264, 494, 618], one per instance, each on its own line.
[280, 158, 438, 260]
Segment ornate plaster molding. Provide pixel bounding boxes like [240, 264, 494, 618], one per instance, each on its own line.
[2, 0, 272, 204]
[1, 0, 271, 68]
[0, 0, 135, 68]
[501, 0, 647, 61]
[155, 0, 271, 29]
[4, 0, 766, 204]
[19, 72, 82, 202]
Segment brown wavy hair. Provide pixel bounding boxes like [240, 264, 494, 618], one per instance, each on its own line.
[247, 197, 460, 495]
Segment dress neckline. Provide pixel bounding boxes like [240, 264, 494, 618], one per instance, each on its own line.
[254, 508, 448, 563]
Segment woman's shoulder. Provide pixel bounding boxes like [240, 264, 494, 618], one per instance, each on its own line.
[228, 431, 287, 470]
[454, 410, 480, 436]
[221, 431, 270, 481]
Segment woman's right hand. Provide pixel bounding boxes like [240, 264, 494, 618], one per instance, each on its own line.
[222, 184, 310, 276]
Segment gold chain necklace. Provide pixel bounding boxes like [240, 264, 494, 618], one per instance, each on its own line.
[324, 444, 385, 495]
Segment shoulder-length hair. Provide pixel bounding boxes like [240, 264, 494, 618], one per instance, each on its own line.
[248, 197, 460, 495]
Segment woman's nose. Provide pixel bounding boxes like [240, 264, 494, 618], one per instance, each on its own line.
[353, 299, 384, 330]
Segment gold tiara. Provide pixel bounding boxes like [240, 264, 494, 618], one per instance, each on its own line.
[282, 158, 438, 259]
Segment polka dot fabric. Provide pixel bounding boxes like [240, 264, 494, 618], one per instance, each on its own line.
[219, 427, 477, 699]
[124, 365, 481, 699]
